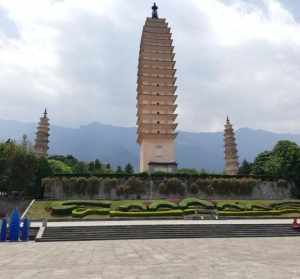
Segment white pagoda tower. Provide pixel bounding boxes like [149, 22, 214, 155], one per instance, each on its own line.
[137, 3, 178, 173]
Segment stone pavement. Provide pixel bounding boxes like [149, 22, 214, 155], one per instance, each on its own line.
[1, 237, 300, 279]
[31, 218, 295, 227]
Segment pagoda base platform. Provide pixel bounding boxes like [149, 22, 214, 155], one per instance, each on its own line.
[148, 161, 177, 173]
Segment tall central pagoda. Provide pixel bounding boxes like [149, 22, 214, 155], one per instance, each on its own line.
[137, 3, 178, 173]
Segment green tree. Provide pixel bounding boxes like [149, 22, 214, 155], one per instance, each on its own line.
[48, 159, 73, 174]
[34, 157, 53, 198]
[73, 161, 89, 173]
[95, 159, 102, 170]
[125, 163, 134, 174]
[116, 166, 123, 174]
[238, 160, 253, 175]
[176, 168, 199, 175]
[0, 140, 38, 195]
[88, 161, 95, 172]
[252, 140, 300, 186]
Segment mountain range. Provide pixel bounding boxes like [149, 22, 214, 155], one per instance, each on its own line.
[1, 118, 300, 172]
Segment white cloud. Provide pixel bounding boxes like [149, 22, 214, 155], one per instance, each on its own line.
[0, 0, 300, 133]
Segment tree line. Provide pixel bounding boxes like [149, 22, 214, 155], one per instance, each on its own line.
[0, 139, 134, 198]
[239, 140, 300, 194]
[1, 139, 300, 198]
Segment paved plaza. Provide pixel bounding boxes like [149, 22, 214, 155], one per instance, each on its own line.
[1, 237, 300, 279]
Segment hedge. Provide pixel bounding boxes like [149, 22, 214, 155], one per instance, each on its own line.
[179, 198, 215, 209]
[51, 204, 77, 216]
[71, 208, 110, 218]
[218, 208, 300, 217]
[51, 200, 111, 216]
[63, 200, 111, 208]
[148, 200, 178, 211]
[51, 172, 282, 181]
[183, 208, 214, 215]
[110, 210, 183, 217]
[271, 202, 300, 210]
[118, 203, 147, 212]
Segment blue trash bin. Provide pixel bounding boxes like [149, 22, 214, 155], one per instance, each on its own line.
[9, 208, 20, 242]
[0, 219, 7, 241]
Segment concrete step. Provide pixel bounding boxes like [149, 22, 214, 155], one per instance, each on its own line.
[37, 224, 300, 242]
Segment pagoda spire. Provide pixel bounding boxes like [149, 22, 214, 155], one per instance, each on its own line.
[224, 116, 239, 175]
[152, 2, 158, 19]
[34, 109, 50, 158]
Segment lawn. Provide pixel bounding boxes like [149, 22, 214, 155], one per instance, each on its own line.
[26, 199, 300, 220]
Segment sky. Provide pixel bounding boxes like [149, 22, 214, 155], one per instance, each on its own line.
[1, 0, 300, 133]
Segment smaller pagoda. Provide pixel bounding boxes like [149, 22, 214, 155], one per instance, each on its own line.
[34, 109, 50, 158]
[224, 116, 239, 175]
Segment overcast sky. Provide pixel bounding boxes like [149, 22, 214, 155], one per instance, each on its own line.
[1, 0, 300, 133]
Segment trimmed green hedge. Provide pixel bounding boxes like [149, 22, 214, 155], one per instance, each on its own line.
[219, 208, 300, 217]
[63, 200, 111, 208]
[71, 208, 110, 218]
[51, 200, 111, 216]
[110, 210, 183, 217]
[51, 204, 77, 216]
[271, 202, 300, 210]
[148, 200, 178, 211]
[179, 198, 215, 209]
[118, 203, 147, 212]
[183, 208, 214, 215]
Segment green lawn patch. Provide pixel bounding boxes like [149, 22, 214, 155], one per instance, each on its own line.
[27, 199, 300, 220]
[110, 209, 183, 217]
[148, 200, 178, 211]
[71, 208, 110, 218]
[179, 198, 214, 209]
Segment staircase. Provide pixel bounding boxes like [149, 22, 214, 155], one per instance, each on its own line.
[36, 224, 300, 242]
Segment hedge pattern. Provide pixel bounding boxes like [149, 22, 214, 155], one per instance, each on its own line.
[49, 199, 300, 218]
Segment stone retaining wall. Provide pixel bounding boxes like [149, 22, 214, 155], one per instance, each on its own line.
[43, 176, 294, 200]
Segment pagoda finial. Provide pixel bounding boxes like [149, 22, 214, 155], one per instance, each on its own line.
[226, 115, 230, 123]
[152, 2, 158, 19]
[44, 108, 47, 118]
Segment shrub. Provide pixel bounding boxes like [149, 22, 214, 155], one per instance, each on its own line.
[75, 177, 88, 195]
[125, 177, 145, 195]
[195, 178, 211, 193]
[63, 200, 111, 208]
[189, 183, 199, 194]
[183, 208, 213, 215]
[277, 179, 289, 188]
[110, 210, 183, 217]
[216, 202, 246, 211]
[158, 182, 168, 195]
[118, 204, 147, 212]
[149, 200, 178, 211]
[250, 204, 272, 211]
[158, 178, 185, 195]
[179, 198, 215, 209]
[86, 176, 101, 197]
[195, 178, 258, 196]
[166, 178, 185, 195]
[103, 178, 118, 196]
[218, 208, 300, 217]
[62, 177, 73, 196]
[50, 200, 111, 216]
[271, 201, 300, 210]
[71, 208, 110, 218]
[51, 202, 77, 216]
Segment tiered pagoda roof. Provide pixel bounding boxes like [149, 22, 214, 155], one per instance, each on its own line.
[137, 9, 177, 144]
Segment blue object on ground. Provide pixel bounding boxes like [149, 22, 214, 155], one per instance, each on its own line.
[9, 208, 20, 242]
[0, 219, 7, 241]
[20, 218, 30, 241]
